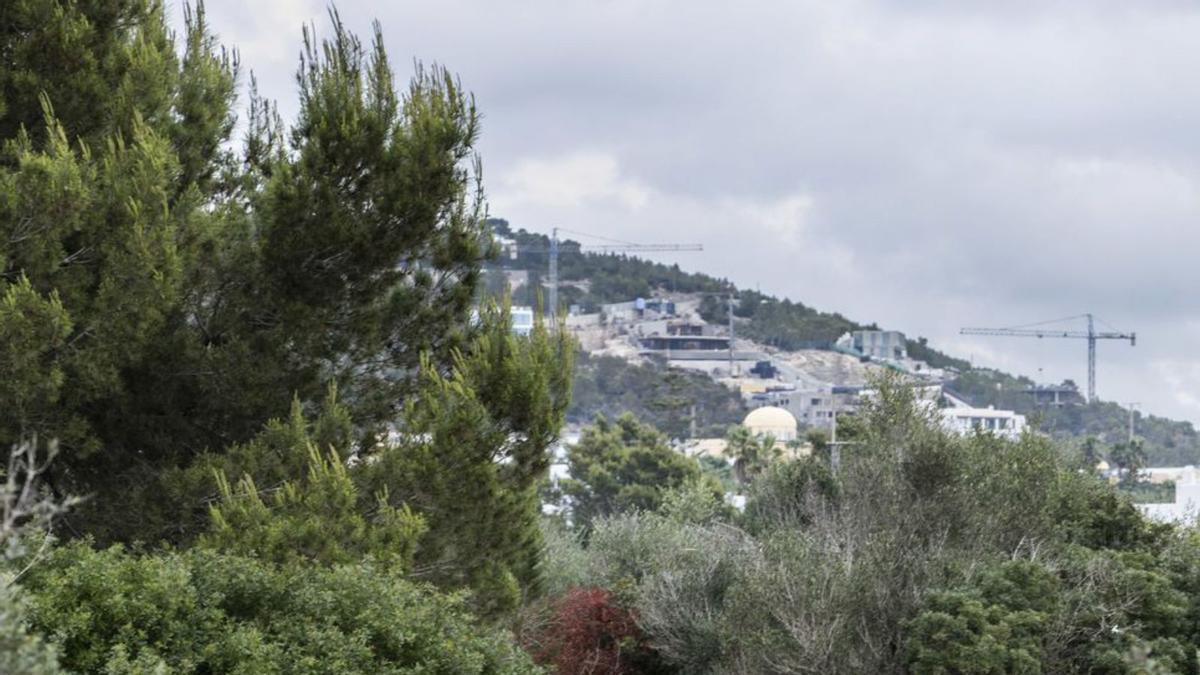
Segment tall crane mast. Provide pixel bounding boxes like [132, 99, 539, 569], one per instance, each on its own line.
[515, 227, 703, 316]
[960, 313, 1135, 403]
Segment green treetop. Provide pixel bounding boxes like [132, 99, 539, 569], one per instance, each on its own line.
[561, 414, 715, 532]
[0, 3, 560, 550]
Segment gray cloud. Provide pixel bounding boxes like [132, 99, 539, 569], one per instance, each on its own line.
[198, 0, 1200, 422]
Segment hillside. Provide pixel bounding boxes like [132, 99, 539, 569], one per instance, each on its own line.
[487, 219, 1200, 465]
[569, 353, 747, 438]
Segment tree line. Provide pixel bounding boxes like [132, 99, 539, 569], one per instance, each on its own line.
[535, 379, 1200, 673]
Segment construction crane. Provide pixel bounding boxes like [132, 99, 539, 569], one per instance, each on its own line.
[960, 313, 1135, 403]
[512, 227, 703, 316]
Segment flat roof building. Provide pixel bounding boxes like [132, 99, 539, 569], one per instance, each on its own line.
[837, 330, 907, 361]
[939, 406, 1026, 440]
[640, 335, 731, 351]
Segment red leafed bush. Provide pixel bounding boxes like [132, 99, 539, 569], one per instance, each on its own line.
[526, 587, 663, 674]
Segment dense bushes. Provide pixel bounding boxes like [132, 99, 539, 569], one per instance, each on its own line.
[569, 353, 747, 439]
[540, 378, 1200, 673]
[0, 578, 62, 675]
[19, 543, 540, 674]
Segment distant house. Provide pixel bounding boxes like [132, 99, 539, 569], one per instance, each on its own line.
[470, 304, 536, 336]
[1138, 469, 1200, 524]
[1024, 383, 1083, 407]
[601, 297, 676, 323]
[939, 406, 1026, 440]
[667, 321, 706, 337]
[837, 330, 907, 361]
[788, 385, 867, 426]
[640, 335, 730, 352]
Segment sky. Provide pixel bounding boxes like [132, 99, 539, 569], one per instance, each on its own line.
[194, 0, 1200, 424]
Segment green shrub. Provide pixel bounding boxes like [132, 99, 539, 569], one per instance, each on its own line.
[21, 543, 540, 674]
[0, 576, 62, 675]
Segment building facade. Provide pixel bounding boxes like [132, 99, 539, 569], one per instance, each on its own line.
[939, 406, 1027, 440]
[837, 330, 908, 361]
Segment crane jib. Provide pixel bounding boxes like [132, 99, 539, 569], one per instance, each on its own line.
[958, 316, 1135, 403]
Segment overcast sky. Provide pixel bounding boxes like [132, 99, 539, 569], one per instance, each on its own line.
[196, 0, 1200, 424]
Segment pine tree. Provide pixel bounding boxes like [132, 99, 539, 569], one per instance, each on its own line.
[188, 304, 572, 615]
[0, 0, 237, 534]
[561, 414, 709, 532]
[0, 0, 574, 575]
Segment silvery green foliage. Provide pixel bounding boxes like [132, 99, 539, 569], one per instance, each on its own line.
[0, 577, 62, 675]
[553, 376, 1191, 673]
[0, 439, 71, 675]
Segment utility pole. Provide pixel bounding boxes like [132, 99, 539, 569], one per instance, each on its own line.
[728, 291, 735, 377]
[547, 227, 558, 318]
[1128, 402, 1140, 444]
[830, 407, 839, 476]
[826, 409, 860, 478]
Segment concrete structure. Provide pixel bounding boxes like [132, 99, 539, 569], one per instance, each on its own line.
[1138, 469, 1200, 524]
[1024, 383, 1084, 407]
[640, 334, 730, 351]
[667, 321, 706, 336]
[747, 382, 799, 411]
[601, 297, 676, 323]
[743, 406, 799, 442]
[767, 385, 867, 427]
[939, 406, 1027, 440]
[1140, 466, 1200, 485]
[837, 330, 908, 361]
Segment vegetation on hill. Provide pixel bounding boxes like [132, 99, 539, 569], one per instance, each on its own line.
[536, 380, 1200, 673]
[699, 289, 860, 349]
[949, 368, 1200, 465]
[488, 219, 728, 311]
[488, 220, 1200, 465]
[569, 352, 747, 438]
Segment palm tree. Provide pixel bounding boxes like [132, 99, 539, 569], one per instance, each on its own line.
[725, 425, 779, 488]
[1110, 439, 1147, 485]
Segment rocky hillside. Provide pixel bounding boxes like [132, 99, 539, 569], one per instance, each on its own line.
[487, 219, 1200, 465]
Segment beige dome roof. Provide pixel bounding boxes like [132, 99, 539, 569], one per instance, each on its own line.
[744, 406, 798, 435]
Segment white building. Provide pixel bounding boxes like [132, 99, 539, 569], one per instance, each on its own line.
[1138, 469, 1200, 524]
[1141, 466, 1200, 485]
[939, 406, 1026, 440]
[511, 306, 535, 336]
[785, 385, 865, 426]
[837, 330, 907, 361]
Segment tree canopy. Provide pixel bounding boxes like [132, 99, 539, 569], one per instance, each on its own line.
[559, 414, 714, 531]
